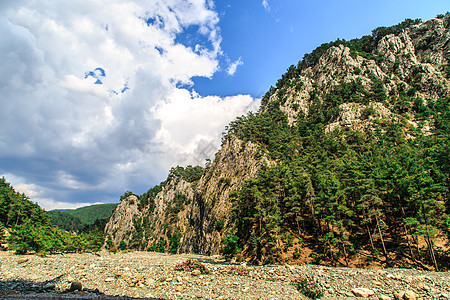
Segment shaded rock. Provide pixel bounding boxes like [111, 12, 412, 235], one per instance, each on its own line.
[394, 291, 405, 300]
[403, 290, 417, 300]
[42, 282, 55, 290]
[69, 281, 82, 292]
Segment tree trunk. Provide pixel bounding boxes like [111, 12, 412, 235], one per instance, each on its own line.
[401, 208, 414, 260]
[366, 224, 375, 252]
[421, 203, 438, 271]
[341, 238, 349, 267]
[375, 214, 389, 266]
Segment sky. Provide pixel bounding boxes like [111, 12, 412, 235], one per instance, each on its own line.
[1, 0, 448, 210]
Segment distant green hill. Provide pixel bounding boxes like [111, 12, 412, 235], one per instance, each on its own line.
[49, 203, 118, 232]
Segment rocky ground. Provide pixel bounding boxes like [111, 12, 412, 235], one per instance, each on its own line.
[0, 251, 449, 299]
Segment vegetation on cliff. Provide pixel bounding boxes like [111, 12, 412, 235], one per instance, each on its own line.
[110, 14, 450, 270]
[221, 15, 450, 268]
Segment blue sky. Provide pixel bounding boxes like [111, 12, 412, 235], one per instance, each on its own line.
[0, 0, 448, 210]
[195, 0, 449, 98]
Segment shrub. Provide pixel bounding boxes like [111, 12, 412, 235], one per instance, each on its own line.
[119, 240, 127, 251]
[214, 219, 225, 231]
[174, 259, 209, 274]
[221, 233, 241, 258]
[290, 277, 324, 299]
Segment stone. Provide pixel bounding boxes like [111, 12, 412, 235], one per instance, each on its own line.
[104, 277, 115, 282]
[394, 291, 405, 300]
[352, 287, 375, 297]
[69, 281, 82, 292]
[403, 290, 417, 300]
[191, 269, 201, 276]
[17, 258, 28, 264]
[42, 282, 55, 290]
[175, 286, 183, 292]
[379, 296, 391, 300]
[136, 274, 144, 280]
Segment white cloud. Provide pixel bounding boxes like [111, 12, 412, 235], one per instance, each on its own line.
[226, 57, 243, 76]
[0, 0, 259, 209]
[262, 0, 270, 12]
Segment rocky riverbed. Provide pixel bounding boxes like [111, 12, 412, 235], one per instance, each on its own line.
[0, 251, 449, 299]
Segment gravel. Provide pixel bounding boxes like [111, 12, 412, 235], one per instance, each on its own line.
[0, 251, 449, 299]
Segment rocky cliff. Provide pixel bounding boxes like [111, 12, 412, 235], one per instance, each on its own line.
[106, 15, 450, 268]
[106, 137, 272, 254]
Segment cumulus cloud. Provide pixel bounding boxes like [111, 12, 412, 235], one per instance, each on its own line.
[262, 0, 270, 12]
[0, 0, 259, 209]
[226, 57, 243, 76]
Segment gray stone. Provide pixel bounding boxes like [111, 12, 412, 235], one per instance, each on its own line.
[42, 282, 55, 290]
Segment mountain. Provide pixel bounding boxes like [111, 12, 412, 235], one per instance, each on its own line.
[105, 15, 450, 269]
[49, 203, 118, 232]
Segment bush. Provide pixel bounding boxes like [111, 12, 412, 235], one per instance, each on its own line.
[9, 222, 65, 254]
[174, 259, 209, 274]
[214, 219, 225, 231]
[290, 277, 324, 299]
[221, 233, 241, 258]
[150, 239, 165, 252]
[119, 240, 127, 251]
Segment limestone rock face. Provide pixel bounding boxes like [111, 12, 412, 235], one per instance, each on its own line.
[105, 137, 272, 254]
[274, 16, 450, 126]
[105, 195, 141, 246]
[105, 15, 450, 256]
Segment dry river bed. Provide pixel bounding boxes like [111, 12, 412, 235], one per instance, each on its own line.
[0, 251, 449, 299]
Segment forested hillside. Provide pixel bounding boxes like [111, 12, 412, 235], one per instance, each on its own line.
[107, 14, 450, 270]
[0, 177, 105, 254]
[223, 15, 450, 269]
[48, 203, 118, 232]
